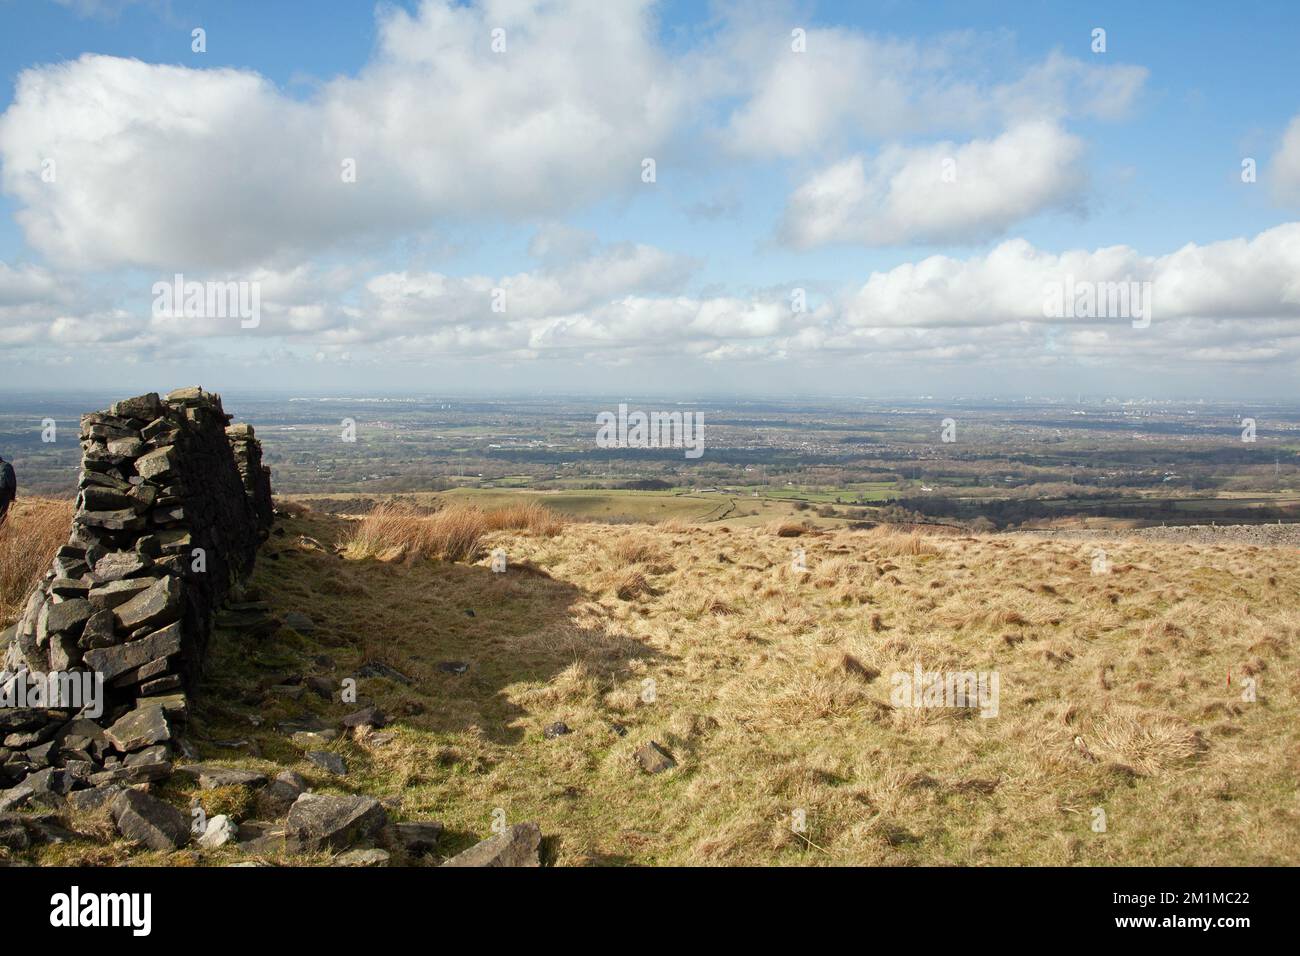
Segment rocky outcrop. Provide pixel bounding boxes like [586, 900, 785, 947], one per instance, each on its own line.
[0, 388, 272, 803]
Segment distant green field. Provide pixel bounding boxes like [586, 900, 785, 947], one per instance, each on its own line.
[745, 482, 896, 503]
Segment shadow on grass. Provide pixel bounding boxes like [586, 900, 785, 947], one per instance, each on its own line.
[195, 510, 665, 753]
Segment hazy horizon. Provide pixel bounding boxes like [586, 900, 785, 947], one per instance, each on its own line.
[2, 385, 1300, 407]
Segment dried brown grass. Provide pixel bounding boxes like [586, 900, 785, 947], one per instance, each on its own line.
[343, 499, 565, 563]
[482, 500, 566, 536]
[158, 509, 1300, 868]
[0, 497, 72, 625]
[609, 534, 665, 567]
[864, 527, 940, 557]
[342, 501, 485, 562]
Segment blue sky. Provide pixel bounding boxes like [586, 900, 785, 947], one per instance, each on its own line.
[0, 0, 1297, 397]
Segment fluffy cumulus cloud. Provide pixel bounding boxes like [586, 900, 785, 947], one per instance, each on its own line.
[840, 221, 1300, 329]
[0, 0, 1151, 272]
[0, 261, 86, 346]
[0, 0, 685, 270]
[360, 241, 698, 337]
[321, 224, 1300, 369]
[822, 223, 1300, 371]
[7, 224, 1299, 373]
[779, 121, 1087, 248]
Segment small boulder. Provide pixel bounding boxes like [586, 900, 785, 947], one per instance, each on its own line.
[84, 622, 182, 682]
[87, 578, 154, 611]
[45, 599, 92, 636]
[441, 822, 541, 868]
[66, 785, 125, 813]
[305, 751, 347, 776]
[91, 551, 152, 583]
[123, 744, 171, 769]
[257, 770, 307, 818]
[23, 767, 76, 797]
[80, 487, 136, 513]
[283, 611, 316, 634]
[79, 609, 118, 650]
[198, 814, 238, 849]
[110, 392, 163, 421]
[104, 703, 171, 752]
[284, 793, 386, 852]
[290, 730, 338, 749]
[110, 789, 188, 851]
[634, 741, 677, 774]
[89, 761, 172, 787]
[335, 848, 390, 867]
[356, 661, 412, 685]
[134, 445, 178, 482]
[174, 764, 267, 790]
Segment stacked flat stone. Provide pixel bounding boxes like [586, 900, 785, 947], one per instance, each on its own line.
[0, 388, 273, 800]
[228, 421, 274, 535]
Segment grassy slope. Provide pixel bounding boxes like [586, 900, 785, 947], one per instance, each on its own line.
[286, 487, 896, 531]
[49, 507, 1289, 867]
[292, 488, 728, 523]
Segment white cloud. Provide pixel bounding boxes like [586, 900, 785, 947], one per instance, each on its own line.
[0, 2, 1150, 271]
[993, 51, 1147, 123]
[5, 224, 1300, 373]
[779, 121, 1086, 248]
[0, 1, 686, 270]
[361, 241, 698, 339]
[722, 27, 1145, 158]
[841, 221, 1300, 329]
[0, 2, 1290, 384]
[0, 262, 71, 308]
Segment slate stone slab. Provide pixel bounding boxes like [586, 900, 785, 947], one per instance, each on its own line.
[112, 576, 182, 633]
[111, 788, 187, 851]
[441, 822, 542, 867]
[45, 599, 92, 636]
[284, 793, 386, 852]
[84, 621, 182, 682]
[173, 764, 268, 790]
[104, 704, 171, 752]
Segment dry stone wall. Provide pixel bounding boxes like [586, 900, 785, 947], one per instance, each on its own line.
[0, 387, 272, 798]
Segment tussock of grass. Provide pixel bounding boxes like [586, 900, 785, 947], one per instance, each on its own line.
[863, 527, 940, 557]
[611, 568, 654, 601]
[483, 500, 567, 536]
[608, 534, 665, 568]
[0, 497, 72, 624]
[1088, 710, 1204, 775]
[342, 500, 564, 563]
[770, 520, 811, 537]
